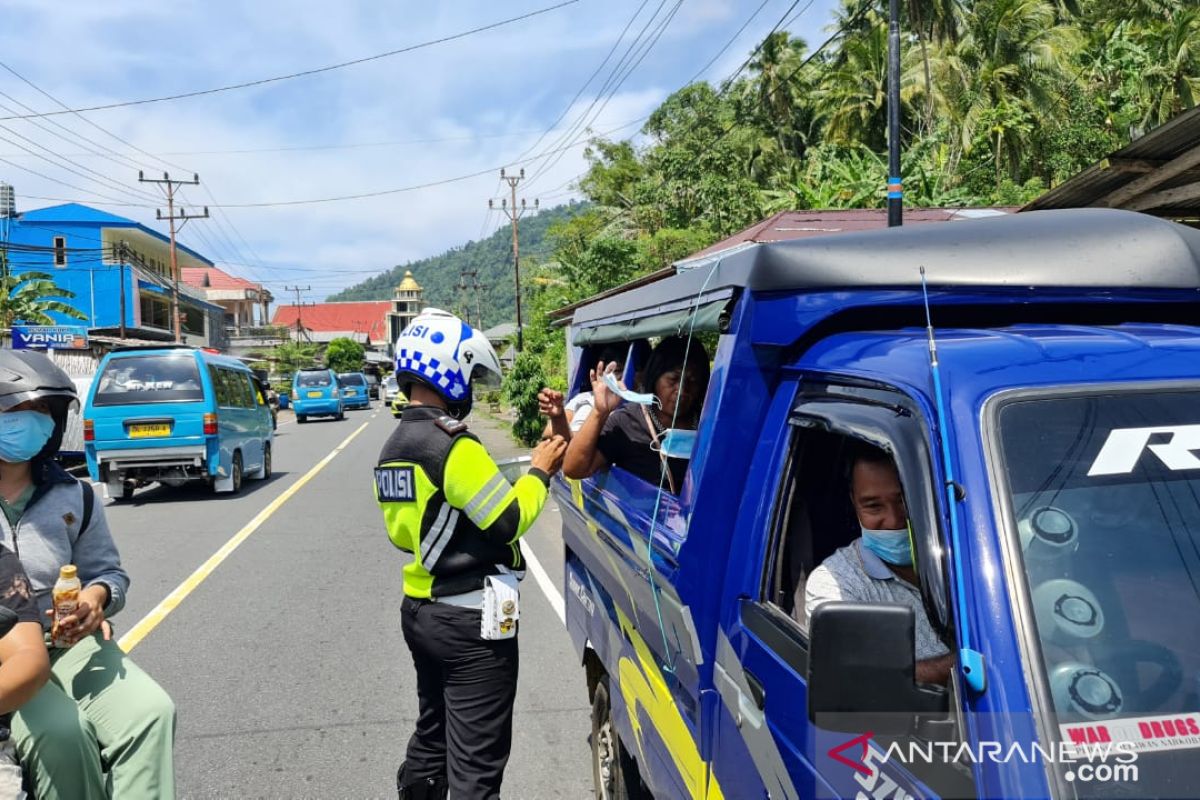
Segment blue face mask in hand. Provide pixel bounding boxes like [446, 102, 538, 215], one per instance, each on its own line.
[653, 428, 698, 459]
[0, 410, 55, 463]
[861, 526, 914, 566]
[603, 372, 658, 406]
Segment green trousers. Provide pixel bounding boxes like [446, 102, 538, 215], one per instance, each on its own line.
[10, 633, 176, 800]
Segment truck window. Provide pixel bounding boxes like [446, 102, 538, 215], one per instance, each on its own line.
[994, 389, 1200, 724]
[764, 428, 878, 632]
[296, 371, 331, 388]
[93, 355, 204, 406]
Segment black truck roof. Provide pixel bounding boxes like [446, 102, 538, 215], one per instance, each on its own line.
[570, 209, 1200, 328]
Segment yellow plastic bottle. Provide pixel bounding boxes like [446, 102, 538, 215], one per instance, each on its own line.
[51, 565, 81, 648]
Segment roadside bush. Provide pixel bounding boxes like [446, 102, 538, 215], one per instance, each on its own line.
[502, 352, 547, 446]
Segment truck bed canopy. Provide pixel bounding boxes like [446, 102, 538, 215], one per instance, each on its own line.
[567, 209, 1200, 345]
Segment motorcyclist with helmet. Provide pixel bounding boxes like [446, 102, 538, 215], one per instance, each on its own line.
[0, 350, 176, 800]
[375, 309, 566, 800]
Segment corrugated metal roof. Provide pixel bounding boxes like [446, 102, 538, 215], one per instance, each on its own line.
[1024, 105, 1200, 220]
[272, 301, 391, 341]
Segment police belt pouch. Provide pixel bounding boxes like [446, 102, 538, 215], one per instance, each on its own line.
[481, 574, 520, 640]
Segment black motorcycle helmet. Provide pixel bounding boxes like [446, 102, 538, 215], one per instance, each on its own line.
[0, 350, 80, 466]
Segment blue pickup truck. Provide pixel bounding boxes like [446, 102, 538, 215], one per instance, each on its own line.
[556, 209, 1200, 800]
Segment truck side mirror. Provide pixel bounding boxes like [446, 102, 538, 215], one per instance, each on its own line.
[807, 602, 948, 735]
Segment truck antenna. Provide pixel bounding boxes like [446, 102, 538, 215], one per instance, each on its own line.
[920, 267, 986, 694]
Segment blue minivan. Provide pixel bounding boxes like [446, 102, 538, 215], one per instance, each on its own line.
[292, 368, 344, 423]
[336, 372, 371, 410]
[84, 346, 274, 500]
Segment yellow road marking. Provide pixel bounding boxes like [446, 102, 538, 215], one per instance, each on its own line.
[118, 421, 372, 653]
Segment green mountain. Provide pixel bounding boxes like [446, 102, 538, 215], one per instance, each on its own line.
[328, 201, 588, 329]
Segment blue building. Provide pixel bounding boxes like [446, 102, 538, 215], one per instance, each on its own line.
[1, 193, 226, 349]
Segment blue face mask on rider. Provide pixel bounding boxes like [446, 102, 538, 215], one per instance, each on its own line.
[653, 428, 697, 459]
[861, 525, 913, 566]
[0, 410, 55, 463]
[603, 372, 658, 407]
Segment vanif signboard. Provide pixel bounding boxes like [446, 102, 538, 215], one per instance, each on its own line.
[12, 325, 90, 350]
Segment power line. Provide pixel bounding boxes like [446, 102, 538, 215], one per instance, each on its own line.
[530, 0, 833, 197]
[523, 0, 691, 187]
[0, 129, 560, 159]
[507, 0, 653, 169]
[11, 117, 644, 212]
[0, 155, 152, 206]
[521, 0, 680, 188]
[0, 127, 158, 203]
[0, 90, 153, 173]
[682, 0, 772, 86]
[0, 2, 579, 121]
[200, 119, 643, 208]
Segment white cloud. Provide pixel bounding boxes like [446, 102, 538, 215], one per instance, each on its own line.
[0, 0, 842, 301]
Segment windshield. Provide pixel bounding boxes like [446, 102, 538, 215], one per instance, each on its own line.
[92, 355, 204, 405]
[296, 371, 331, 388]
[995, 388, 1200, 794]
[338, 373, 365, 386]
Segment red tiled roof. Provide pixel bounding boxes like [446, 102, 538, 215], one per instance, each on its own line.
[682, 207, 1019, 262]
[272, 301, 392, 340]
[181, 266, 262, 292]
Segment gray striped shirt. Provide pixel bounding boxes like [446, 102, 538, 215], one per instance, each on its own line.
[805, 539, 949, 660]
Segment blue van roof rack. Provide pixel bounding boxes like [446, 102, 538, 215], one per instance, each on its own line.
[570, 209, 1200, 331]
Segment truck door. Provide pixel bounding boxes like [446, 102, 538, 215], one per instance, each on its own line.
[711, 382, 976, 799]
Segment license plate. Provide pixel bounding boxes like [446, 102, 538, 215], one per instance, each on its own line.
[129, 423, 170, 438]
[307, 391, 323, 398]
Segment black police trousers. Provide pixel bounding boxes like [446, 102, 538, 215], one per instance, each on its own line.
[400, 596, 519, 800]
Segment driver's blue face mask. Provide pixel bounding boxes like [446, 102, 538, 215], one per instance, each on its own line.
[652, 428, 698, 459]
[860, 525, 913, 565]
[0, 410, 55, 463]
[603, 372, 658, 406]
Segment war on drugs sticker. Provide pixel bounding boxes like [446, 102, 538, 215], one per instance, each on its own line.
[1062, 713, 1200, 755]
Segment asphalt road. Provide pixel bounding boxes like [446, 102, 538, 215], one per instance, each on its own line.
[101, 403, 592, 799]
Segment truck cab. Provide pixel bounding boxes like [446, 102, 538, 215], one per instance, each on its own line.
[556, 209, 1200, 800]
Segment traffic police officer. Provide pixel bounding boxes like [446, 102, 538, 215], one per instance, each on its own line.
[376, 309, 566, 800]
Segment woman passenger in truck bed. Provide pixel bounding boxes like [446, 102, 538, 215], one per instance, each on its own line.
[562, 336, 709, 493]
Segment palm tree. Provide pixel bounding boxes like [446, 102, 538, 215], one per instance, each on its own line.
[0, 251, 88, 329]
[744, 31, 814, 157]
[1137, 9, 1200, 127]
[812, 8, 926, 151]
[937, 0, 1078, 184]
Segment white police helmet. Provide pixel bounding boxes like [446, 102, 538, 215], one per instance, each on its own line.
[393, 308, 502, 419]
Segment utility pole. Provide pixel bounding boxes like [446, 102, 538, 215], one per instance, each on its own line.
[115, 241, 128, 339]
[457, 271, 471, 326]
[463, 268, 483, 331]
[887, 0, 903, 227]
[284, 285, 313, 341]
[139, 171, 209, 341]
[489, 168, 537, 352]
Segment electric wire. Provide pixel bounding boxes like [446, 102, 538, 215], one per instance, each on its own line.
[523, 0, 684, 188]
[0, 91, 154, 174]
[509, 0, 675, 189]
[0, 2, 580, 122]
[0, 127, 159, 204]
[507, 0, 654, 170]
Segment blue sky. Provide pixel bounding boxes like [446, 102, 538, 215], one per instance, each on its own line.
[0, 0, 840, 301]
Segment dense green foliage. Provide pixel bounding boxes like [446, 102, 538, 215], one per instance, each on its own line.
[324, 337, 366, 374]
[513, 0, 1198, 390]
[328, 203, 589, 329]
[502, 351, 549, 446]
[0, 252, 87, 327]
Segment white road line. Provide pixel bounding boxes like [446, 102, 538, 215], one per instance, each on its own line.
[524, 539, 564, 624]
[118, 420, 372, 652]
